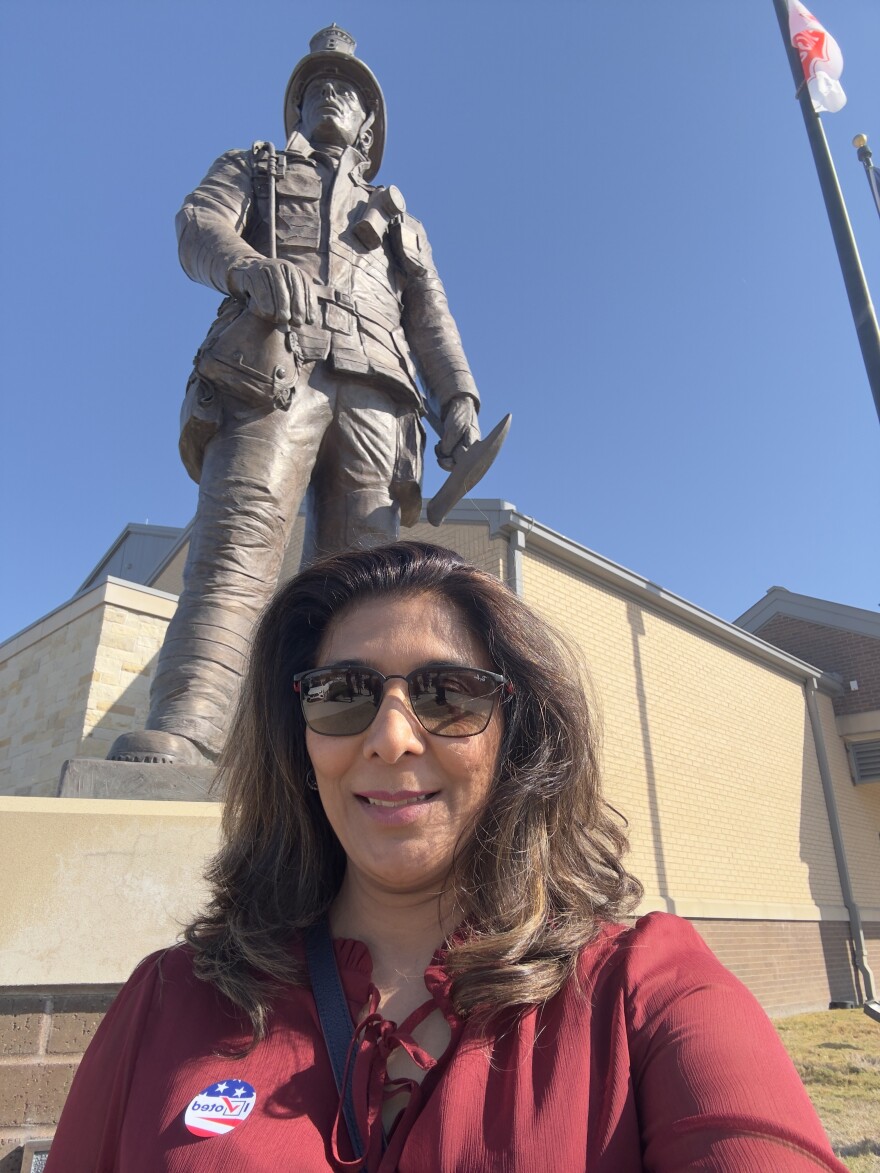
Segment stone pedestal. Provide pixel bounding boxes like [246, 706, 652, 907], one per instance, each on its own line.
[57, 758, 217, 801]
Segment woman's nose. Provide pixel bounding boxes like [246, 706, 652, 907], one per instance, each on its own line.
[362, 684, 425, 760]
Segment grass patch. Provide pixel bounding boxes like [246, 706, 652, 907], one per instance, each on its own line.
[774, 1009, 880, 1173]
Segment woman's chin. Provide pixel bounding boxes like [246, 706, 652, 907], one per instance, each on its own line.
[343, 849, 451, 901]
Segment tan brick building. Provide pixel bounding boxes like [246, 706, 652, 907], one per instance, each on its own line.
[737, 586, 880, 786]
[1, 501, 878, 1163]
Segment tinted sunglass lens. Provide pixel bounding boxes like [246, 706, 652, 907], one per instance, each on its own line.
[300, 669, 381, 735]
[299, 666, 502, 736]
[410, 668, 498, 735]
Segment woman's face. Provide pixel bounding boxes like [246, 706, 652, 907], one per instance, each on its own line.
[305, 592, 503, 900]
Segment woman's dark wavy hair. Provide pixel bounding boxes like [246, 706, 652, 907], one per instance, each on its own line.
[184, 541, 642, 1040]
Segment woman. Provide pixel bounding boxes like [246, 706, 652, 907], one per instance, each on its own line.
[47, 541, 846, 1172]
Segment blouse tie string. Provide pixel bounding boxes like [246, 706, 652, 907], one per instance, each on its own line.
[330, 988, 440, 1169]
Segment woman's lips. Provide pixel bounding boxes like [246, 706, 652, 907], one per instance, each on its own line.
[357, 790, 434, 805]
[354, 790, 439, 823]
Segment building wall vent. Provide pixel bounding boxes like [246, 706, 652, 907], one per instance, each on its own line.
[848, 739, 880, 785]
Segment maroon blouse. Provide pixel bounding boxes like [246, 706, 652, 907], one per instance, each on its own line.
[45, 913, 846, 1172]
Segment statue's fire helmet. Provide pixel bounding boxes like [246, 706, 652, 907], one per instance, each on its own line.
[284, 25, 386, 181]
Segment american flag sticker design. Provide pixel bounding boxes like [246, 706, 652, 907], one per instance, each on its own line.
[184, 1080, 257, 1137]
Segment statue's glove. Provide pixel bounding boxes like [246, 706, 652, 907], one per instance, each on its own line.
[436, 395, 480, 471]
[227, 257, 314, 327]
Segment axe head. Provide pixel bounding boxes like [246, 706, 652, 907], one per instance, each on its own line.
[426, 413, 511, 526]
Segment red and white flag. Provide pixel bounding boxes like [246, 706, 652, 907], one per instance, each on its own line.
[787, 0, 847, 113]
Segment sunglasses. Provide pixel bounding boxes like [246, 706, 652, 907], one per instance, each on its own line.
[293, 663, 510, 737]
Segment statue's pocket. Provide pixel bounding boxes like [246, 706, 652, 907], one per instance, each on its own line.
[274, 169, 321, 199]
[323, 301, 356, 335]
[196, 305, 300, 410]
[391, 411, 426, 527]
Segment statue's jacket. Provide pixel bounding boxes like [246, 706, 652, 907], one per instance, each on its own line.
[175, 136, 479, 483]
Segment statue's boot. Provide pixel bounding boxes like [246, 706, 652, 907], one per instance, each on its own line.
[106, 729, 214, 767]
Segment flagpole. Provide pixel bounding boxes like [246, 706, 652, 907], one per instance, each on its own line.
[772, 0, 880, 424]
[852, 135, 880, 224]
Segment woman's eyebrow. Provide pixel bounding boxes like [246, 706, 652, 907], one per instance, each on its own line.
[417, 660, 475, 670]
[317, 659, 477, 671]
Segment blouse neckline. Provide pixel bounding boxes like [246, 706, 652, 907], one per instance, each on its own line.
[320, 932, 465, 1168]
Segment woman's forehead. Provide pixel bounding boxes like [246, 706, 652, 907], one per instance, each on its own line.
[316, 592, 491, 669]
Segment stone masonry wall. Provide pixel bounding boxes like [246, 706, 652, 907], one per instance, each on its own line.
[78, 604, 170, 764]
[0, 587, 174, 799]
[0, 607, 104, 798]
[0, 987, 118, 1171]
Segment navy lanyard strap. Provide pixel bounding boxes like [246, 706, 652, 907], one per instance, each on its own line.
[303, 919, 365, 1160]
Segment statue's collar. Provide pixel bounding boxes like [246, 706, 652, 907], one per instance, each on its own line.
[284, 130, 315, 157]
[284, 131, 369, 179]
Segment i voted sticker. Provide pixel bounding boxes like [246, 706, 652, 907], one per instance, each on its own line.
[184, 1080, 257, 1137]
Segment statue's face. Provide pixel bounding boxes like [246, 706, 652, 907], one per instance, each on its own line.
[299, 75, 368, 149]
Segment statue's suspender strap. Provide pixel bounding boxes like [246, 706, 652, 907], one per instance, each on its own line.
[251, 141, 283, 259]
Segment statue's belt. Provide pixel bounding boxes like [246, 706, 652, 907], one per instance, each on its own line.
[312, 283, 355, 308]
[308, 283, 401, 337]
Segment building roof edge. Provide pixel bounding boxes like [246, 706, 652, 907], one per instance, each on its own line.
[735, 587, 880, 641]
[496, 511, 843, 695]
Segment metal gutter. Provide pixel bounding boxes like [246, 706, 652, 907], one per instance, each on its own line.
[805, 678, 880, 1021]
[736, 587, 880, 641]
[494, 507, 843, 696]
[506, 527, 525, 597]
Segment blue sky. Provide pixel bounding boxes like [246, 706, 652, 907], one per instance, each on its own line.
[1, 0, 878, 644]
